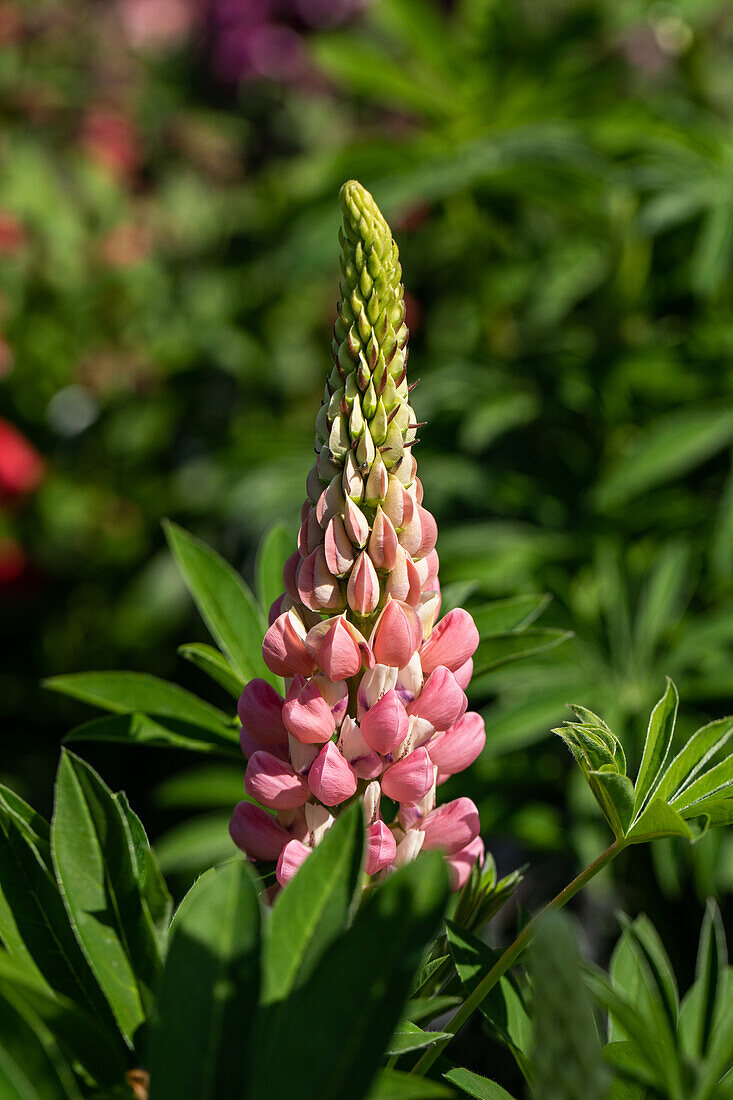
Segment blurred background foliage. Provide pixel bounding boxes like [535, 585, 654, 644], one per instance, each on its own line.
[3, 0, 733, 959]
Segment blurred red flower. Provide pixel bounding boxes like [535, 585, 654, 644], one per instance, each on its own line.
[0, 418, 45, 499]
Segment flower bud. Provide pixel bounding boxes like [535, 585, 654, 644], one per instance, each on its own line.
[306, 614, 373, 680]
[244, 751, 310, 810]
[297, 506, 323, 557]
[229, 801, 290, 861]
[428, 711, 485, 778]
[306, 462, 322, 504]
[416, 506, 438, 559]
[364, 451, 388, 505]
[370, 598, 422, 667]
[308, 742, 358, 806]
[338, 716, 382, 780]
[347, 550, 380, 615]
[283, 551, 300, 603]
[446, 836, 485, 891]
[268, 594, 286, 625]
[381, 747, 434, 803]
[316, 475, 345, 527]
[276, 839, 311, 886]
[383, 475, 415, 530]
[360, 688, 409, 755]
[365, 820, 396, 875]
[420, 608, 480, 676]
[238, 679, 287, 747]
[343, 496, 370, 547]
[408, 666, 467, 731]
[454, 657, 473, 690]
[324, 516, 355, 578]
[342, 449, 364, 503]
[384, 546, 422, 606]
[297, 546, 343, 612]
[282, 676, 335, 744]
[417, 797, 480, 855]
[263, 609, 315, 678]
[368, 507, 399, 571]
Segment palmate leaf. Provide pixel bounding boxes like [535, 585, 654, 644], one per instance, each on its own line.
[553, 679, 733, 844]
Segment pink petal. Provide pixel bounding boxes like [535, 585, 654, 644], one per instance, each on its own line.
[229, 801, 290, 860]
[237, 678, 287, 747]
[283, 550, 300, 602]
[324, 515, 355, 577]
[282, 675, 335, 744]
[446, 836, 485, 891]
[381, 746, 434, 803]
[365, 820, 396, 875]
[263, 609, 315, 678]
[385, 546, 422, 606]
[416, 506, 438, 559]
[417, 797, 480, 855]
[383, 475, 415, 529]
[360, 688, 409, 755]
[245, 750, 310, 810]
[306, 615, 373, 680]
[308, 741, 358, 806]
[338, 716, 383, 780]
[428, 711, 485, 777]
[370, 598, 422, 667]
[343, 496, 369, 546]
[297, 546, 343, 612]
[420, 608, 480, 676]
[347, 550, 380, 615]
[408, 666, 467, 731]
[239, 727, 289, 761]
[454, 657, 473, 690]
[276, 838, 312, 886]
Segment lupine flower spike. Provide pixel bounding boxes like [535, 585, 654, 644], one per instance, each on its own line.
[230, 180, 484, 889]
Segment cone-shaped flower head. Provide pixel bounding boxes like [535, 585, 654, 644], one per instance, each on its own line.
[230, 180, 484, 892]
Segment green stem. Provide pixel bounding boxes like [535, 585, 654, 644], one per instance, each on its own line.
[411, 837, 626, 1078]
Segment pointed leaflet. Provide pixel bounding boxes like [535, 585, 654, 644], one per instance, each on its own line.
[473, 629, 572, 675]
[367, 1071, 454, 1099]
[248, 853, 450, 1100]
[0, 951, 128, 1087]
[178, 643, 245, 699]
[385, 1022, 452, 1056]
[115, 793, 172, 953]
[627, 798, 693, 843]
[679, 899, 727, 1061]
[470, 595, 551, 637]
[0, 794, 119, 1038]
[45, 671, 234, 738]
[256, 522, 292, 614]
[443, 1067, 518, 1100]
[617, 915, 679, 1030]
[654, 717, 733, 805]
[634, 679, 678, 814]
[51, 752, 162, 1044]
[262, 803, 364, 1004]
[164, 521, 273, 685]
[149, 861, 261, 1100]
[64, 712, 240, 758]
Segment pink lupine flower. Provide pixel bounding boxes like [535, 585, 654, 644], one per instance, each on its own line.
[446, 836, 485, 891]
[276, 839, 312, 886]
[366, 820, 397, 875]
[245, 751, 310, 809]
[308, 741, 358, 806]
[230, 181, 485, 892]
[237, 678, 287, 746]
[230, 802, 291, 860]
[428, 711, 486, 780]
[381, 747, 434, 803]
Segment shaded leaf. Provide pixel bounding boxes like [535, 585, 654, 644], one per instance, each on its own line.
[178, 643, 245, 699]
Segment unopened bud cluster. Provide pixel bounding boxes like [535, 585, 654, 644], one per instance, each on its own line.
[230, 181, 484, 890]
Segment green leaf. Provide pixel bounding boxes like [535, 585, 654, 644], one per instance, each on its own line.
[655, 717, 733, 805]
[0, 988, 82, 1100]
[470, 595, 551, 637]
[256, 522, 292, 614]
[263, 804, 364, 1004]
[443, 1067, 518, 1099]
[149, 861, 261, 1100]
[178, 643, 245, 699]
[248, 852, 450, 1100]
[0, 787, 49, 848]
[386, 1021, 452, 1055]
[51, 752, 162, 1044]
[404, 995, 461, 1023]
[590, 769, 635, 839]
[473, 629, 572, 675]
[368, 1069, 454, 1099]
[0, 795, 117, 1034]
[115, 793, 172, 954]
[164, 521, 271, 685]
[680, 899, 727, 1061]
[627, 798, 693, 843]
[409, 955, 450, 996]
[594, 404, 733, 511]
[634, 679, 678, 814]
[45, 671, 233, 737]
[618, 915, 679, 1031]
[152, 765, 245, 810]
[63, 713, 240, 758]
[0, 951, 128, 1087]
